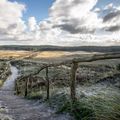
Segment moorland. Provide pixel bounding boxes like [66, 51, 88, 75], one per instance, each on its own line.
[0, 45, 120, 120]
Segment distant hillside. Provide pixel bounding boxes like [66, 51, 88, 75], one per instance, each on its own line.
[0, 45, 120, 53]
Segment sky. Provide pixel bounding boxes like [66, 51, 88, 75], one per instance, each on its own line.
[9, 0, 54, 21]
[0, 0, 120, 46]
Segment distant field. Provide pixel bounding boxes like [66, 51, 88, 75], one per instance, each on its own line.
[0, 50, 98, 59]
[0, 50, 30, 59]
[1, 50, 120, 66]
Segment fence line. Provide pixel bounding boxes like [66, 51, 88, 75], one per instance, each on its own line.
[13, 52, 120, 102]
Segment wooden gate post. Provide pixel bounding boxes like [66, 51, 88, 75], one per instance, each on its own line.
[70, 61, 78, 102]
[46, 67, 50, 100]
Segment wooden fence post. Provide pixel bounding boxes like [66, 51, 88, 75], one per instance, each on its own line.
[70, 61, 78, 102]
[24, 78, 29, 97]
[46, 67, 50, 100]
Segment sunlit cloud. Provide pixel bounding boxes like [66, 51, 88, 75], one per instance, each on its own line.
[0, 0, 120, 46]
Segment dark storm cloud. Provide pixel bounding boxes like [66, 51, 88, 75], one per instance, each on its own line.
[104, 25, 120, 32]
[53, 24, 95, 34]
[103, 11, 120, 22]
[53, 24, 80, 34]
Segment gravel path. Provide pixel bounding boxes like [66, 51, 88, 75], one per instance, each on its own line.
[0, 65, 72, 120]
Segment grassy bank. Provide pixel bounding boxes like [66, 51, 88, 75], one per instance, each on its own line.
[0, 61, 11, 87]
[14, 59, 120, 120]
[52, 92, 120, 120]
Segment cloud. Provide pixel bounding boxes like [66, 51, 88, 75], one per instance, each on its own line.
[0, 0, 120, 46]
[0, 0, 26, 29]
[104, 25, 120, 32]
[103, 11, 120, 22]
[53, 23, 95, 34]
[94, 8, 101, 13]
[0, 0, 26, 40]
[28, 17, 38, 31]
[49, 0, 101, 34]
[104, 3, 114, 10]
[101, 4, 120, 32]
